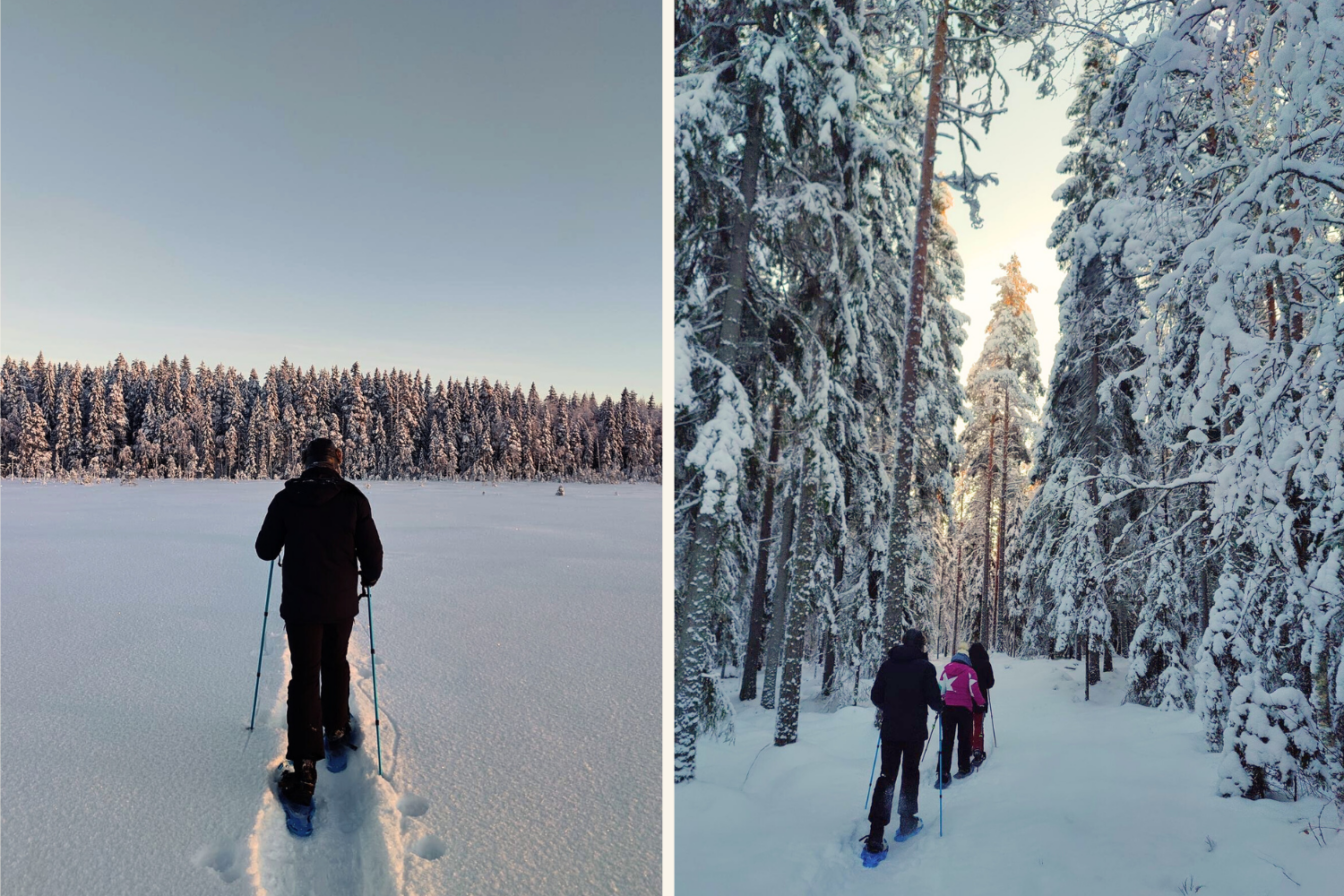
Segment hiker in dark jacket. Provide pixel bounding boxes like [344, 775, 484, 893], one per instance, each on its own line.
[864, 628, 943, 854]
[256, 438, 383, 807]
[968, 642, 995, 766]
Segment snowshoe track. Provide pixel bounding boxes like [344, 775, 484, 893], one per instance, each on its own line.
[247, 623, 440, 896]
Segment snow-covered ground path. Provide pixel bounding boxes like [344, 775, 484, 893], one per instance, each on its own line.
[677, 656, 1341, 895]
[2, 480, 660, 895]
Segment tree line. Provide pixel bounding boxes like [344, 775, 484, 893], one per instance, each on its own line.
[1, 354, 661, 483]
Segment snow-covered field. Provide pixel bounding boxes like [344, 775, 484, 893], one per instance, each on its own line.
[1, 480, 660, 896]
[677, 656, 1341, 895]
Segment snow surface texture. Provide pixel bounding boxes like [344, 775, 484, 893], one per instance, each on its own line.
[1, 481, 660, 895]
[678, 657, 1340, 895]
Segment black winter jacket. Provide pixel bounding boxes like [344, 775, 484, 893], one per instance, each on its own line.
[870, 644, 944, 742]
[969, 643, 995, 713]
[255, 466, 384, 623]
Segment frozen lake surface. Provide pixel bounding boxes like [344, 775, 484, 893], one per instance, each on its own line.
[1, 480, 660, 895]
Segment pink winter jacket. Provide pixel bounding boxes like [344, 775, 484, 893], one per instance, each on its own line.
[940, 657, 986, 710]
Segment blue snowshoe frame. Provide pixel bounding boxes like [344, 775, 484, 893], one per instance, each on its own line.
[273, 765, 315, 837]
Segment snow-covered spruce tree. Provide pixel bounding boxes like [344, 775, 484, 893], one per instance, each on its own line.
[889, 182, 968, 660]
[15, 390, 52, 478]
[1126, 500, 1198, 710]
[759, 0, 918, 746]
[954, 255, 1041, 648]
[1015, 42, 1149, 686]
[672, 0, 769, 778]
[1116, 0, 1344, 796]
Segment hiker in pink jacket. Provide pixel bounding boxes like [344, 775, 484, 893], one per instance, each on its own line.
[937, 646, 986, 785]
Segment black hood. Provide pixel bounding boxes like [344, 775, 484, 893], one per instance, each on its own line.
[284, 466, 348, 508]
[886, 643, 925, 663]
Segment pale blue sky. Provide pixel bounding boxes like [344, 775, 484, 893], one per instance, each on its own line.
[2, 0, 660, 401]
[944, 46, 1080, 400]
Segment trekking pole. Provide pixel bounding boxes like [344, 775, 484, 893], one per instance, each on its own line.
[365, 585, 384, 777]
[920, 714, 937, 762]
[989, 692, 997, 749]
[247, 559, 276, 730]
[864, 732, 881, 810]
[938, 711, 944, 837]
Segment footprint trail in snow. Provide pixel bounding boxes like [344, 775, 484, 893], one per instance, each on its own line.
[248, 631, 445, 896]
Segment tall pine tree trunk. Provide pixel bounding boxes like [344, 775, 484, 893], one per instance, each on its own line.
[776, 462, 819, 746]
[980, 421, 996, 644]
[883, 0, 953, 651]
[952, 538, 963, 657]
[1086, 337, 1105, 688]
[761, 483, 798, 710]
[995, 389, 1009, 651]
[675, 516, 721, 781]
[740, 403, 784, 701]
[822, 538, 843, 696]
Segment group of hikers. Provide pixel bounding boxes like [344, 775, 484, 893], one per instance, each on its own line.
[865, 629, 996, 855]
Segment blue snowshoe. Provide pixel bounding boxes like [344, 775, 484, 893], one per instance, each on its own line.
[324, 716, 362, 773]
[273, 763, 315, 837]
[894, 818, 924, 842]
[860, 839, 889, 868]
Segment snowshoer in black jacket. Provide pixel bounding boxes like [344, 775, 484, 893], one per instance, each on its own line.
[969, 642, 995, 766]
[255, 438, 383, 807]
[865, 629, 943, 854]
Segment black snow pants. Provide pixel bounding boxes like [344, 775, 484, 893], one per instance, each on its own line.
[940, 705, 974, 776]
[868, 737, 922, 829]
[285, 618, 356, 762]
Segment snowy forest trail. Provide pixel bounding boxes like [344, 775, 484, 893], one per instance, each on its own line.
[677, 657, 1340, 895]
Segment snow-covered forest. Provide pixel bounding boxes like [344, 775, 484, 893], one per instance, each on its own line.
[674, 0, 1343, 816]
[0, 354, 661, 482]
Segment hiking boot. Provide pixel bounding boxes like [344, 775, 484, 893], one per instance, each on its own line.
[954, 768, 973, 779]
[864, 823, 886, 855]
[938, 772, 952, 787]
[897, 815, 920, 839]
[971, 750, 986, 767]
[324, 717, 362, 773]
[279, 759, 317, 806]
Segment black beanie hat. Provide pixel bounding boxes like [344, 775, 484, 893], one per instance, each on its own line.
[902, 628, 926, 650]
[302, 438, 342, 467]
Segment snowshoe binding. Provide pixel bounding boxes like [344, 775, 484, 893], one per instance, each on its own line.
[324, 716, 362, 773]
[274, 761, 316, 837]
